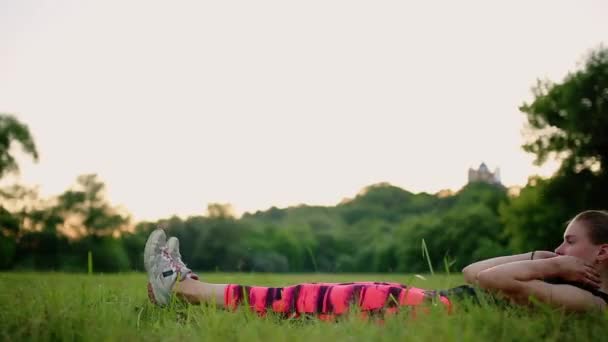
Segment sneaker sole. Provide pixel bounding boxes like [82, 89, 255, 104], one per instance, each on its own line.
[147, 280, 170, 306]
[147, 282, 157, 305]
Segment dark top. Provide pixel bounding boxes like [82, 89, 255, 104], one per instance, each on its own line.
[438, 278, 608, 305]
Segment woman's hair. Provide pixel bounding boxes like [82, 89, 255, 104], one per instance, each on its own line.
[572, 210, 608, 245]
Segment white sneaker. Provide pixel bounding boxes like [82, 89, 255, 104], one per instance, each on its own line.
[144, 229, 183, 306]
[144, 229, 166, 273]
[167, 237, 199, 280]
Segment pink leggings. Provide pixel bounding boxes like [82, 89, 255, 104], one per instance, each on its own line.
[224, 281, 451, 320]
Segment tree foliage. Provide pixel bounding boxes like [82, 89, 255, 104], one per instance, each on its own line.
[502, 46, 608, 252]
[57, 174, 130, 237]
[0, 114, 38, 178]
[521, 47, 608, 176]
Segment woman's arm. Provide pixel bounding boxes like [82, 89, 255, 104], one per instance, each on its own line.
[476, 256, 604, 312]
[462, 251, 556, 285]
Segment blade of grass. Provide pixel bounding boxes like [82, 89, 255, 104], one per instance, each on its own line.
[421, 239, 434, 275]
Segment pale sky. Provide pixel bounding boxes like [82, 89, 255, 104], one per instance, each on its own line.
[1, 0, 607, 221]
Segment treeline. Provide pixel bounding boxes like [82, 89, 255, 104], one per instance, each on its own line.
[1, 46, 607, 273]
[150, 181, 510, 273]
[1, 176, 510, 273]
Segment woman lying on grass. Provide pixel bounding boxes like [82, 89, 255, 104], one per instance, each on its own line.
[144, 210, 608, 318]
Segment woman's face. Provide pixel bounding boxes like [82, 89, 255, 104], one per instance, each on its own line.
[555, 220, 600, 263]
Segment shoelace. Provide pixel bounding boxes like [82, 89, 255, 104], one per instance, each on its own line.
[160, 246, 198, 280]
[161, 247, 184, 274]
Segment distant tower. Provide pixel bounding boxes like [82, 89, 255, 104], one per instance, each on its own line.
[468, 162, 502, 185]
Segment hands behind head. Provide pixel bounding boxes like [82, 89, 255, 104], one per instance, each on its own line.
[554, 255, 602, 289]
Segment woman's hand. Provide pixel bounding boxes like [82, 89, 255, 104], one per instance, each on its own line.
[532, 251, 559, 260]
[554, 256, 601, 289]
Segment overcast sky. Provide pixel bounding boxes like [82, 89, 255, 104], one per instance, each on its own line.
[1, 0, 607, 221]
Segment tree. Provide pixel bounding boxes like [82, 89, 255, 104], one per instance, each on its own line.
[57, 174, 130, 237]
[499, 177, 566, 252]
[206, 203, 236, 219]
[500, 47, 608, 253]
[520, 47, 608, 177]
[0, 114, 39, 268]
[338, 183, 439, 224]
[0, 114, 39, 178]
[0, 206, 20, 269]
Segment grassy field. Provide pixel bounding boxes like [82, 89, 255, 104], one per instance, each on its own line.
[1, 272, 607, 341]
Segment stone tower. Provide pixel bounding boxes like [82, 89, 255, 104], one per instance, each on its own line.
[468, 162, 501, 185]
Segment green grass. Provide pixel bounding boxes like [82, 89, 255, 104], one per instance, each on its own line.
[1, 272, 607, 341]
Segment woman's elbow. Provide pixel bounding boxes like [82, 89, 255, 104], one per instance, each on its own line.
[462, 265, 478, 284]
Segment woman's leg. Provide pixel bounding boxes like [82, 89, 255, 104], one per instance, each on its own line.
[145, 230, 452, 315]
[172, 278, 227, 306]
